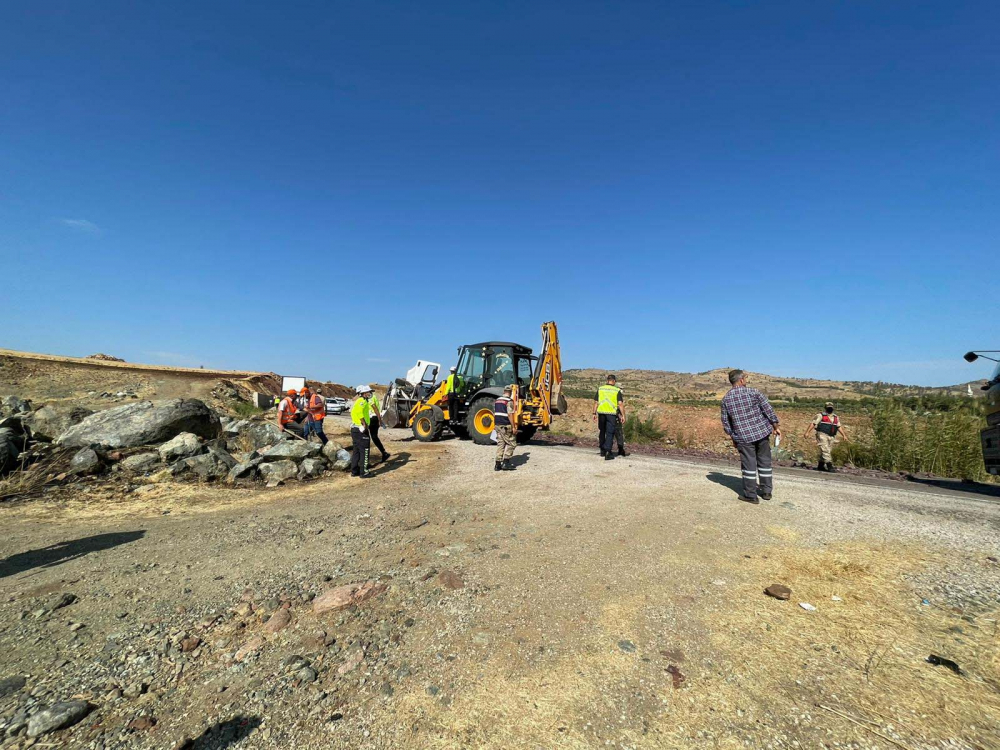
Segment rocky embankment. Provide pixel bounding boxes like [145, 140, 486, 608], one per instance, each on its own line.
[0, 395, 353, 501]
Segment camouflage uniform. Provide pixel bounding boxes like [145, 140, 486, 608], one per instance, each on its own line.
[495, 425, 516, 462]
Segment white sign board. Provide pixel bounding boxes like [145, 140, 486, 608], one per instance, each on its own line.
[281, 375, 306, 393]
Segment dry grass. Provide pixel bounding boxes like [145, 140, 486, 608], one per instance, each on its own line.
[383, 541, 999, 750]
[0, 449, 74, 502]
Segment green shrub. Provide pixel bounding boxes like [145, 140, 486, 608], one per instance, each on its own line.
[624, 413, 665, 444]
[837, 399, 990, 481]
[231, 400, 266, 418]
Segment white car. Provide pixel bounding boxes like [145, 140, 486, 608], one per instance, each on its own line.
[325, 397, 349, 416]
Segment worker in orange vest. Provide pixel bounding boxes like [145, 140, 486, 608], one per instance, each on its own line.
[277, 389, 306, 438]
[300, 386, 329, 445]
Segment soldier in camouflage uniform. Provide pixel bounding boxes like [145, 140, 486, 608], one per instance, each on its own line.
[493, 385, 517, 471]
[803, 401, 850, 472]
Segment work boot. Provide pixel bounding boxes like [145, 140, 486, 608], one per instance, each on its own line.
[617, 449, 627, 457]
[494, 461, 502, 472]
[357, 472, 372, 479]
[826, 462, 836, 473]
[741, 495, 760, 505]
[604, 453, 614, 461]
[382, 452, 391, 462]
[599, 450, 606, 456]
[817, 462, 825, 471]
[502, 460, 514, 471]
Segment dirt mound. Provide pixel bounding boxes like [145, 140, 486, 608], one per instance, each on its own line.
[86, 353, 125, 362]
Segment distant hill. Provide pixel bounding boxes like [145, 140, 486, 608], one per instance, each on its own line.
[563, 367, 981, 403]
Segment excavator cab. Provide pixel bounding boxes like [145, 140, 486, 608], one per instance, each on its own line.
[453, 342, 534, 398]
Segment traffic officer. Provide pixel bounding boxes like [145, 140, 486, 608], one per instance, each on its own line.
[493, 384, 517, 471]
[593, 374, 626, 460]
[277, 389, 305, 438]
[350, 385, 373, 478]
[366, 389, 390, 463]
[444, 366, 462, 424]
[300, 387, 329, 445]
[803, 401, 850, 472]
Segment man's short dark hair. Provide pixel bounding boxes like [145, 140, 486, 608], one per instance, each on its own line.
[607, 374, 617, 382]
[728, 369, 744, 385]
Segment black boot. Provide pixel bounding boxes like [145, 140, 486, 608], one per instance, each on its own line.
[494, 461, 502, 472]
[617, 449, 627, 457]
[502, 460, 514, 471]
[826, 462, 836, 473]
[817, 461, 825, 471]
[604, 453, 614, 461]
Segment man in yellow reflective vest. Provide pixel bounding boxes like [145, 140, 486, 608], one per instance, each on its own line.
[350, 385, 374, 478]
[593, 374, 626, 461]
[444, 366, 463, 424]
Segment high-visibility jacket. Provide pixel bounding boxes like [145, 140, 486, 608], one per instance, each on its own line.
[369, 394, 381, 418]
[445, 374, 462, 394]
[307, 393, 325, 421]
[277, 396, 298, 426]
[351, 397, 370, 428]
[596, 384, 622, 415]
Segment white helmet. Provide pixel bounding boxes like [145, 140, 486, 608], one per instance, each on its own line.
[450, 366, 457, 372]
[355, 384, 372, 395]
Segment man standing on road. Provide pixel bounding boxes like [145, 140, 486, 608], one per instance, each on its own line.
[350, 385, 374, 479]
[300, 387, 329, 446]
[720, 370, 781, 504]
[366, 389, 390, 463]
[594, 374, 626, 461]
[445, 366, 462, 425]
[493, 384, 517, 471]
[803, 401, 849, 473]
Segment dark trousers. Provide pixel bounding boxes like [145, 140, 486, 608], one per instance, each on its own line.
[350, 427, 370, 476]
[447, 394, 459, 423]
[368, 415, 387, 457]
[736, 436, 773, 498]
[282, 421, 305, 438]
[598, 413, 619, 454]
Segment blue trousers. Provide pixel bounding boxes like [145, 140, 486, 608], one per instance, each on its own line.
[303, 419, 328, 444]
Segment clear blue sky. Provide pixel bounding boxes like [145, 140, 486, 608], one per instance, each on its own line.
[2, 1, 996, 387]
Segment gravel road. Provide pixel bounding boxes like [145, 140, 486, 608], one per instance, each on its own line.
[0, 430, 997, 749]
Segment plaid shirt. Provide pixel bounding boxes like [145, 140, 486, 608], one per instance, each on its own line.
[720, 385, 779, 444]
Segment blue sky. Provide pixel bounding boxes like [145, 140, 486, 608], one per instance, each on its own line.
[1, 1, 996, 387]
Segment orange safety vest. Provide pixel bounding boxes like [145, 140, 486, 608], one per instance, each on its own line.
[278, 396, 298, 426]
[307, 393, 325, 421]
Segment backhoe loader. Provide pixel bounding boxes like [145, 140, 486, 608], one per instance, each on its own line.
[381, 321, 567, 444]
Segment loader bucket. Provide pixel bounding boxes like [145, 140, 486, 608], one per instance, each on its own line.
[381, 407, 403, 429]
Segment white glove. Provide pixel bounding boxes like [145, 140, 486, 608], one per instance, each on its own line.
[359, 425, 367, 434]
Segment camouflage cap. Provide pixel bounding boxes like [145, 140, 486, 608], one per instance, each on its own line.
[825, 401, 834, 408]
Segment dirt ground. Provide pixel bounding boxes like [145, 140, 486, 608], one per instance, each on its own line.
[1, 421, 998, 750]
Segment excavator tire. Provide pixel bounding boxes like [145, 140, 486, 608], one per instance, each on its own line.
[412, 405, 445, 442]
[467, 397, 497, 445]
[516, 426, 537, 443]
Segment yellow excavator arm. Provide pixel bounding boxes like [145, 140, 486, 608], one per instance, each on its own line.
[513, 320, 565, 429]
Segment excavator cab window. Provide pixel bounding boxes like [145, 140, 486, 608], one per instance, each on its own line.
[517, 357, 534, 387]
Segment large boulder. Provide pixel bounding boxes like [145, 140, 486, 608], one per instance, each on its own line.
[240, 422, 286, 450]
[183, 452, 232, 481]
[298, 457, 325, 480]
[120, 452, 160, 474]
[27, 700, 91, 738]
[159, 432, 203, 461]
[56, 399, 221, 449]
[259, 460, 297, 487]
[0, 418, 29, 476]
[0, 396, 31, 417]
[260, 441, 321, 462]
[330, 449, 351, 472]
[227, 457, 262, 483]
[24, 404, 93, 442]
[320, 441, 347, 463]
[68, 448, 102, 475]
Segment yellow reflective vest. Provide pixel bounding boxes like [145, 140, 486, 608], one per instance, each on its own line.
[351, 397, 370, 427]
[596, 384, 621, 414]
[445, 374, 462, 394]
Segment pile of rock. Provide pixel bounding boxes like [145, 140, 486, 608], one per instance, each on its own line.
[0, 396, 352, 490]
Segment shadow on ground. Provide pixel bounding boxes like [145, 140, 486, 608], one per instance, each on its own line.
[0, 530, 146, 579]
[706, 471, 744, 495]
[376, 452, 411, 475]
[189, 715, 262, 749]
[904, 475, 1000, 499]
[508, 452, 531, 469]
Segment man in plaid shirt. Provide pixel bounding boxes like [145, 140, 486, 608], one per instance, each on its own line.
[721, 369, 781, 504]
